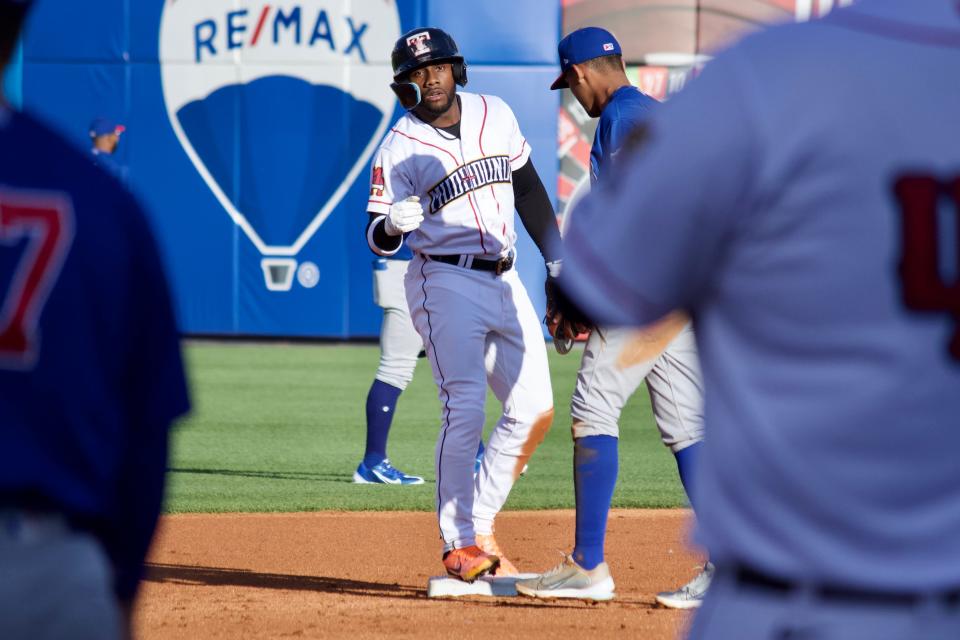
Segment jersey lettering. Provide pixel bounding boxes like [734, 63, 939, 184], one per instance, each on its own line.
[893, 174, 960, 360]
[0, 192, 75, 368]
[372, 92, 521, 256]
[428, 155, 511, 213]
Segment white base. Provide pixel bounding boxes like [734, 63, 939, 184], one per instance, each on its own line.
[654, 593, 704, 609]
[427, 573, 538, 598]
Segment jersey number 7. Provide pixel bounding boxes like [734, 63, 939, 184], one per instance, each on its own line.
[893, 175, 960, 361]
[0, 191, 74, 368]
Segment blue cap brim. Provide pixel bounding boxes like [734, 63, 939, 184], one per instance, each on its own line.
[550, 71, 567, 90]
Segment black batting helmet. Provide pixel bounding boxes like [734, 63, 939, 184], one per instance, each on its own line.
[391, 27, 468, 87]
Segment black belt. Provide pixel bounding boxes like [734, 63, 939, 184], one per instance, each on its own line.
[426, 252, 514, 275]
[735, 565, 960, 608]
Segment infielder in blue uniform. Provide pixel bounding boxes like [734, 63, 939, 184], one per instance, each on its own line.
[0, 3, 190, 637]
[518, 27, 708, 605]
[557, 1, 960, 637]
[88, 117, 125, 179]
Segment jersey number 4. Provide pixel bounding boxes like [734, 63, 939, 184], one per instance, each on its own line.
[893, 175, 960, 361]
[0, 191, 74, 368]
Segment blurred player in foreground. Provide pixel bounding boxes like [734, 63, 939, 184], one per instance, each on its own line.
[0, 2, 190, 638]
[556, 1, 960, 637]
[517, 27, 708, 606]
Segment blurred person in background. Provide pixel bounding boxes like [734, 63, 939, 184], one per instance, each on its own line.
[88, 117, 125, 179]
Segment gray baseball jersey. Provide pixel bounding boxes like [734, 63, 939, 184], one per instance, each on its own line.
[562, 0, 960, 602]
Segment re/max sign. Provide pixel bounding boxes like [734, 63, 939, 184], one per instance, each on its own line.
[193, 6, 369, 63]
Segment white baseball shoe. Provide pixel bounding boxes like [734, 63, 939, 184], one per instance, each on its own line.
[515, 555, 615, 601]
[655, 562, 715, 609]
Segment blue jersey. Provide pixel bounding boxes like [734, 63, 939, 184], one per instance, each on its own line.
[590, 85, 657, 184]
[90, 147, 124, 181]
[562, 0, 960, 591]
[0, 107, 189, 598]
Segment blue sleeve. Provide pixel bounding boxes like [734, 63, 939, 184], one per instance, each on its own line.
[591, 114, 618, 180]
[106, 191, 190, 600]
[560, 49, 764, 326]
[605, 110, 638, 158]
[594, 98, 656, 179]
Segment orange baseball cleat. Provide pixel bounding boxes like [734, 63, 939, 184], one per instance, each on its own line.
[442, 545, 500, 582]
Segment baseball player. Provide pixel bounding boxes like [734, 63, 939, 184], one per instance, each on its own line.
[352, 249, 427, 485]
[517, 27, 708, 605]
[88, 117, 125, 179]
[555, 1, 960, 637]
[0, 2, 190, 637]
[366, 27, 561, 581]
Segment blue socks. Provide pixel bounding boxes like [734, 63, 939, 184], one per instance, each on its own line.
[363, 380, 403, 468]
[674, 441, 702, 511]
[572, 435, 618, 571]
[570, 437, 701, 570]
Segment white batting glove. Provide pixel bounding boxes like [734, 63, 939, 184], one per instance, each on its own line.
[384, 196, 424, 236]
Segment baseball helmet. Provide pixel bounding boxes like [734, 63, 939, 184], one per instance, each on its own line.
[390, 27, 467, 110]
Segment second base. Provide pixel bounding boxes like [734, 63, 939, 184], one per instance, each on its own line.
[427, 573, 538, 598]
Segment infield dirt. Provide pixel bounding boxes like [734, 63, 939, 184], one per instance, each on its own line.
[136, 509, 704, 639]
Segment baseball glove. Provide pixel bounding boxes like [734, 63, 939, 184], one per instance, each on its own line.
[545, 276, 592, 354]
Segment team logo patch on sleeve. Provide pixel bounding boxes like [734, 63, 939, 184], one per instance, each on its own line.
[428, 156, 511, 213]
[370, 163, 385, 197]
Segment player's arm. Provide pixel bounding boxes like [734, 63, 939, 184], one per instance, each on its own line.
[366, 213, 403, 255]
[500, 96, 561, 266]
[365, 147, 422, 256]
[512, 158, 584, 347]
[559, 46, 764, 328]
[512, 158, 561, 264]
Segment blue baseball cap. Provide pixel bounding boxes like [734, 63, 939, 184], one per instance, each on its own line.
[551, 27, 622, 90]
[89, 118, 125, 138]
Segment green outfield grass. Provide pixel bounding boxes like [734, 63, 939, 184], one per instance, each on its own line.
[165, 341, 689, 513]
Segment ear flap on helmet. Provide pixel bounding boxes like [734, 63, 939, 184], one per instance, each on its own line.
[452, 61, 468, 87]
[391, 82, 422, 111]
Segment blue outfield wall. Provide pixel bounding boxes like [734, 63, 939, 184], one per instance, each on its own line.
[14, 1, 561, 337]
